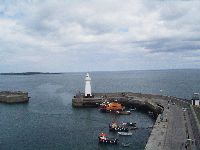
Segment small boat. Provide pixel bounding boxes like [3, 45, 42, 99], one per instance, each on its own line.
[98, 133, 118, 144]
[99, 102, 124, 113]
[118, 132, 132, 136]
[148, 111, 154, 115]
[122, 122, 137, 130]
[122, 122, 136, 126]
[130, 108, 136, 111]
[115, 111, 131, 115]
[109, 122, 129, 132]
[122, 142, 132, 147]
[129, 126, 138, 130]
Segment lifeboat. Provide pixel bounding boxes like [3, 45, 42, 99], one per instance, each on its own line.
[106, 102, 124, 111]
[99, 102, 124, 112]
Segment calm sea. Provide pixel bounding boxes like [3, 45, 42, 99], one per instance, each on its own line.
[0, 69, 200, 150]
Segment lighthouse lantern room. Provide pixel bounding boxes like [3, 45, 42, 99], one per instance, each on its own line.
[85, 73, 92, 98]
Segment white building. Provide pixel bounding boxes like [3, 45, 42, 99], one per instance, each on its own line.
[191, 93, 199, 106]
[85, 73, 92, 97]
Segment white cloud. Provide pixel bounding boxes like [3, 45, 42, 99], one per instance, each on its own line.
[0, 0, 200, 72]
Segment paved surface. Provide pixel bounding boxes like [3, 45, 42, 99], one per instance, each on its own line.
[145, 100, 197, 150]
[163, 105, 186, 150]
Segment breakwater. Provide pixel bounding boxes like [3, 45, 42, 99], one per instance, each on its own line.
[72, 92, 200, 150]
[72, 92, 164, 115]
[0, 91, 29, 103]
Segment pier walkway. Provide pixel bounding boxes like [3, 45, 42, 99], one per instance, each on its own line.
[145, 98, 197, 150]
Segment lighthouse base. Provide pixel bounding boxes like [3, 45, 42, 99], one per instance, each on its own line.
[84, 94, 93, 98]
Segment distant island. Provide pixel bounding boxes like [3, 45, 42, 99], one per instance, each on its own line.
[0, 72, 62, 75]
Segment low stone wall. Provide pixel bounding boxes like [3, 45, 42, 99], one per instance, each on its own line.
[0, 91, 29, 103]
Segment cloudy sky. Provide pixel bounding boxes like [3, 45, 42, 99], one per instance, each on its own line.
[0, 0, 200, 72]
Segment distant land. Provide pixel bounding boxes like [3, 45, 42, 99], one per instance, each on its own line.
[0, 72, 62, 75]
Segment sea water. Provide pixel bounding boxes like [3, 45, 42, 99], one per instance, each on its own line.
[0, 69, 200, 150]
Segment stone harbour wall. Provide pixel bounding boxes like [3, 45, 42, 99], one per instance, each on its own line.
[0, 91, 29, 103]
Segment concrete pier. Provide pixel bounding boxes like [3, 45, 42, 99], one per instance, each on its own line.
[0, 91, 29, 103]
[145, 99, 196, 150]
[72, 92, 200, 149]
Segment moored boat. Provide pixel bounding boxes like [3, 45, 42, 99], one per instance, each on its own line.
[148, 111, 154, 116]
[122, 142, 132, 147]
[109, 122, 129, 132]
[98, 133, 118, 144]
[118, 132, 132, 136]
[122, 122, 136, 126]
[130, 107, 136, 111]
[115, 110, 131, 115]
[99, 102, 125, 113]
[122, 122, 137, 129]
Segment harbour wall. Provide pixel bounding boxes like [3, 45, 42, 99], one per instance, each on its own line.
[72, 92, 167, 116]
[72, 92, 200, 149]
[0, 91, 29, 103]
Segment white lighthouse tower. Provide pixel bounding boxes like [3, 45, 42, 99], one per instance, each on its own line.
[85, 73, 92, 97]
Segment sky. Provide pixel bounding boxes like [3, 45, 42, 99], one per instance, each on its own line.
[0, 0, 200, 72]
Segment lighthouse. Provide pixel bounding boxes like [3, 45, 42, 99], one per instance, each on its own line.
[85, 73, 92, 97]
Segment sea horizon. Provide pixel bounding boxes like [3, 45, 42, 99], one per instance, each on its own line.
[1, 68, 200, 74]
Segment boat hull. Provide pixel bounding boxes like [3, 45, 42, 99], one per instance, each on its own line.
[98, 137, 118, 144]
